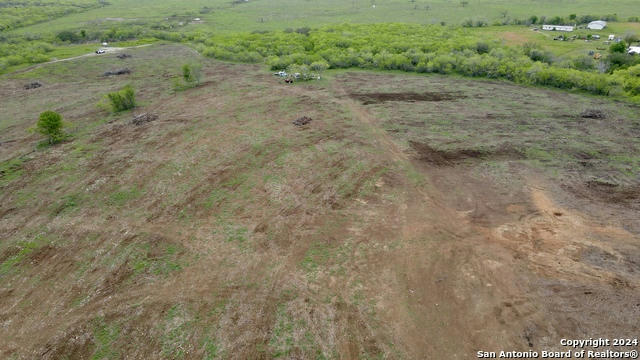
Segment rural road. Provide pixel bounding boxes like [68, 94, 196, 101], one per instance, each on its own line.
[10, 44, 153, 75]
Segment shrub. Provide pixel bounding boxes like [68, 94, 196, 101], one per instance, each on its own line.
[267, 55, 290, 70]
[295, 27, 311, 36]
[56, 30, 80, 43]
[195, 24, 638, 99]
[610, 41, 627, 54]
[106, 85, 136, 112]
[527, 48, 553, 64]
[623, 32, 639, 45]
[476, 42, 490, 54]
[309, 60, 329, 72]
[36, 111, 65, 144]
[615, 64, 640, 96]
[182, 63, 202, 85]
[606, 52, 638, 72]
[572, 56, 595, 71]
[548, 16, 565, 25]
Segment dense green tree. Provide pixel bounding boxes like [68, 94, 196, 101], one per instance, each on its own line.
[36, 111, 65, 144]
[106, 85, 136, 112]
[56, 30, 80, 43]
[610, 41, 627, 54]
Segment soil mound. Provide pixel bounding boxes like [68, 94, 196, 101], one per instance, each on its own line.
[293, 116, 312, 126]
[580, 109, 606, 119]
[103, 68, 131, 76]
[24, 81, 42, 90]
[131, 113, 158, 125]
[116, 53, 132, 59]
[409, 141, 521, 166]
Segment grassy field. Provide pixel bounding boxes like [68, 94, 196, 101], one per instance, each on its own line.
[7, 0, 640, 35]
[0, 0, 103, 31]
[480, 22, 640, 57]
[1, 43, 639, 359]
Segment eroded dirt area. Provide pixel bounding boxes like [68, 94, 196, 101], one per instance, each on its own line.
[335, 72, 640, 357]
[349, 91, 465, 105]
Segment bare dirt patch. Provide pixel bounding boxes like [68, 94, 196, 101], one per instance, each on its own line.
[349, 91, 465, 105]
[409, 140, 522, 166]
[563, 180, 640, 210]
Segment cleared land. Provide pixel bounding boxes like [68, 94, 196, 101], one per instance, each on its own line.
[1, 44, 638, 359]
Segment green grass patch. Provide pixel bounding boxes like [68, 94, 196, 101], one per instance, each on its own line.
[50, 193, 82, 216]
[132, 242, 184, 277]
[161, 304, 193, 360]
[0, 241, 39, 277]
[107, 186, 143, 207]
[0, 157, 25, 187]
[300, 241, 332, 274]
[269, 304, 295, 358]
[91, 317, 120, 360]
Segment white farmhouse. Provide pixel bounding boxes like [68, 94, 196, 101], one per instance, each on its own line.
[542, 25, 574, 32]
[587, 21, 607, 30]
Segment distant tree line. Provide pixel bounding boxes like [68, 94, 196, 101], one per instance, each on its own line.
[191, 24, 640, 101]
[462, 13, 631, 27]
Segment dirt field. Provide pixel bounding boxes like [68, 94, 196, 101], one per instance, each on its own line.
[0, 44, 638, 359]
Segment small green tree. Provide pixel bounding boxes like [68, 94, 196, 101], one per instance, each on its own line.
[106, 85, 136, 112]
[181, 63, 202, 86]
[609, 41, 627, 54]
[37, 111, 65, 144]
[177, 63, 202, 90]
[182, 64, 193, 83]
[56, 30, 80, 43]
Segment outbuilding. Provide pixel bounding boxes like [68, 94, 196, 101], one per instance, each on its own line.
[542, 25, 574, 32]
[587, 21, 607, 30]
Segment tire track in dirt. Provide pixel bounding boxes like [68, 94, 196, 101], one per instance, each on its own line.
[332, 82, 530, 357]
[331, 81, 640, 358]
[8, 44, 153, 76]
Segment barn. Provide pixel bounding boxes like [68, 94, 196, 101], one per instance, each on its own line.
[587, 21, 607, 30]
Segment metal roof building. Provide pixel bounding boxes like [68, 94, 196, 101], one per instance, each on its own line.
[587, 21, 607, 30]
[542, 25, 574, 32]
